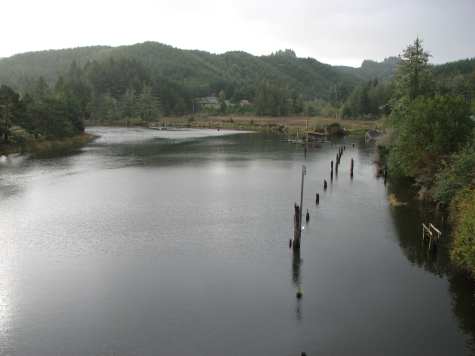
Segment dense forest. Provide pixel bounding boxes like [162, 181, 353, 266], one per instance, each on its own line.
[1, 42, 473, 125]
[0, 42, 402, 127]
[0, 41, 474, 144]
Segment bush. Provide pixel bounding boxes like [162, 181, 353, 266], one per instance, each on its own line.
[451, 188, 475, 276]
[388, 95, 472, 177]
[433, 145, 475, 205]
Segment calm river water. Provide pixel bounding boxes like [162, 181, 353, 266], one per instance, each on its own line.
[0, 127, 474, 356]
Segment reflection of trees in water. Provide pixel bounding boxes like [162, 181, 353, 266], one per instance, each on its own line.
[388, 180, 475, 354]
[388, 177, 451, 276]
[389, 202, 450, 277]
[448, 273, 475, 355]
[292, 249, 302, 321]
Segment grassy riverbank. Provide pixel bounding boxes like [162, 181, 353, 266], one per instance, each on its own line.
[0, 133, 97, 157]
[150, 115, 382, 136]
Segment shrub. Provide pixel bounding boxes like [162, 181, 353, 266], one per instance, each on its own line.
[451, 188, 475, 276]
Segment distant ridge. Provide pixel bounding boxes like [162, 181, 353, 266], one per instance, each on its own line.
[0, 41, 397, 100]
[0, 41, 471, 100]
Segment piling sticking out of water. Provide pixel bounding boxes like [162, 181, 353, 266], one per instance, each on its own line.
[293, 204, 301, 250]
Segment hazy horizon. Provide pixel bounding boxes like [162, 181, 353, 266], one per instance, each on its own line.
[1, 0, 474, 67]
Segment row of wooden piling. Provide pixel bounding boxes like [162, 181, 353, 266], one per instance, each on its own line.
[291, 144, 356, 252]
[327, 145, 353, 188]
[291, 144, 356, 307]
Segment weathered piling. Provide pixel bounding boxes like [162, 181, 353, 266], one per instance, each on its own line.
[293, 204, 301, 249]
[350, 158, 354, 178]
[324, 179, 328, 190]
[306, 209, 310, 222]
[315, 193, 319, 205]
[293, 166, 306, 250]
[331, 160, 334, 171]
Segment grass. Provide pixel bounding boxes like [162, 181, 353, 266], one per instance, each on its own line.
[157, 115, 383, 135]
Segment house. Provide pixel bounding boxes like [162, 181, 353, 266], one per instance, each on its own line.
[195, 96, 220, 110]
[239, 99, 251, 107]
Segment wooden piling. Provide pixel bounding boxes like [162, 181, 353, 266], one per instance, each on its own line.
[293, 166, 306, 250]
[315, 193, 319, 205]
[293, 204, 301, 250]
[324, 179, 328, 190]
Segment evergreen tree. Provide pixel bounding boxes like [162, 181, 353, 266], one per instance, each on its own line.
[394, 37, 433, 101]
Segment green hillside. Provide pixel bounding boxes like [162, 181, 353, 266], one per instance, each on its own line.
[0, 42, 370, 101]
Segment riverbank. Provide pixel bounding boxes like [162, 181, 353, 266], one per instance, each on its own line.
[0, 133, 97, 157]
[160, 115, 382, 135]
[376, 135, 475, 279]
[87, 115, 382, 136]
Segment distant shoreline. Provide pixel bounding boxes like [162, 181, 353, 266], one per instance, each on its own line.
[0, 132, 97, 157]
[86, 115, 382, 136]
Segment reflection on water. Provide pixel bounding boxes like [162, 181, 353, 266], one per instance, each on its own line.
[292, 248, 303, 321]
[0, 127, 474, 355]
[387, 177, 475, 355]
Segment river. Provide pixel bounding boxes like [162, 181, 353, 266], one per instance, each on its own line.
[0, 127, 474, 356]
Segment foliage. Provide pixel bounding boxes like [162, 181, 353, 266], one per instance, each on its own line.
[0, 85, 21, 142]
[394, 37, 434, 101]
[434, 144, 475, 205]
[0, 42, 374, 110]
[451, 188, 475, 276]
[254, 81, 291, 116]
[342, 79, 392, 118]
[387, 95, 472, 176]
[383, 38, 475, 276]
[0, 80, 87, 143]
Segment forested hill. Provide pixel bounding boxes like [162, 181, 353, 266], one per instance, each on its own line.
[335, 57, 400, 81]
[0, 42, 395, 101]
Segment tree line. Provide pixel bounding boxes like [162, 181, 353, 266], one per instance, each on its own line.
[384, 38, 475, 276]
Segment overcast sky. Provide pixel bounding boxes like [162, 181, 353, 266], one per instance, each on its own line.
[1, 0, 474, 67]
